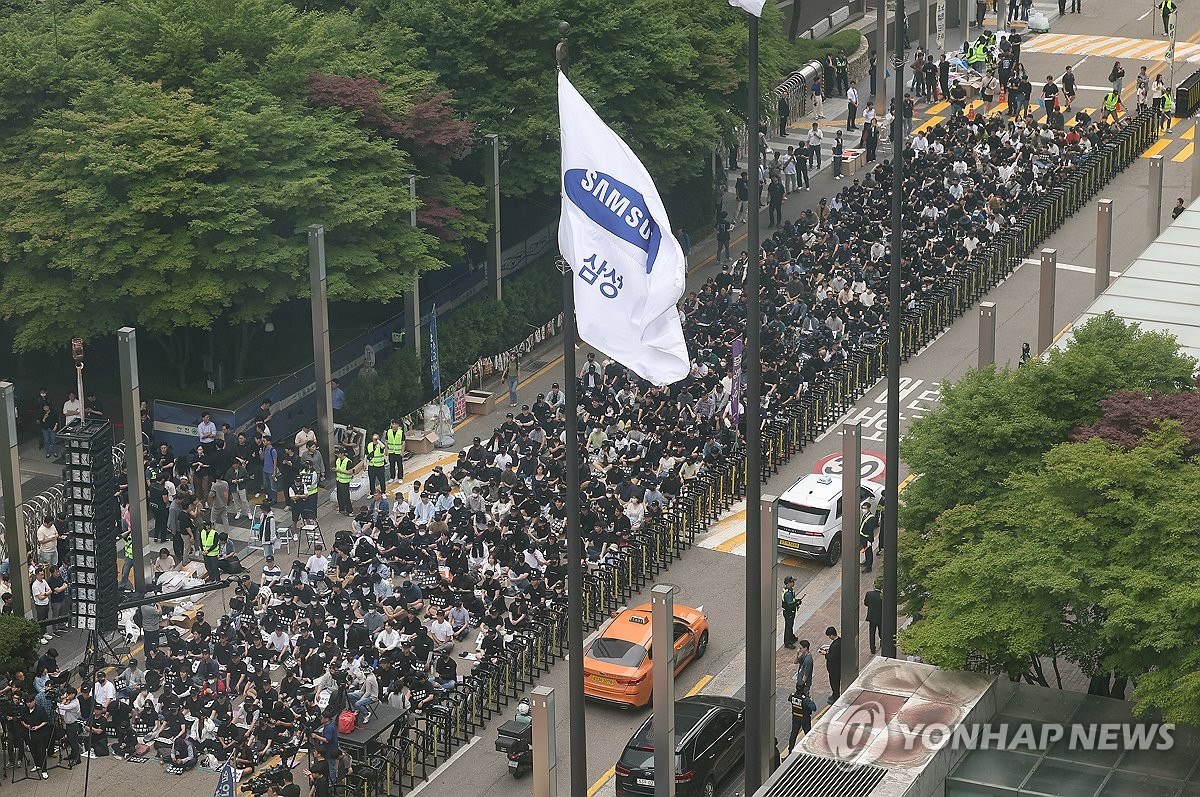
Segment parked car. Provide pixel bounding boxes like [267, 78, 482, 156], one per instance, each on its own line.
[777, 474, 882, 565]
[583, 603, 709, 708]
[615, 695, 749, 797]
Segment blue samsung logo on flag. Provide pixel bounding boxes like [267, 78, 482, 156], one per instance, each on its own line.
[565, 169, 661, 273]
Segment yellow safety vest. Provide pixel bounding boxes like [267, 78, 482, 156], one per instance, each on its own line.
[386, 427, 405, 454]
[200, 528, 219, 556]
[124, 538, 134, 560]
[367, 441, 386, 468]
[1163, 93, 1174, 114]
[305, 470, 320, 496]
[1103, 93, 1119, 111]
[336, 456, 352, 484]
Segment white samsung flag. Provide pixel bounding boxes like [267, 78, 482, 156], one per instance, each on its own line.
[728, 0, 766, 15]
[557, 71, 690, 385]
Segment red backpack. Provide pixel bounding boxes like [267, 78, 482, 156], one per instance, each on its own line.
[338, 709, 357, 734]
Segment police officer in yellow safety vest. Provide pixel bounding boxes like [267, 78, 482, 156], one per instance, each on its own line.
[366, 433, 387, 495]
[781, 576, 804, 649]
[1161, 0, 1177, 35]
[119, 532, 136, 590]
[335, 447, 355, 516]
[386, 419, 405, 483]
[1160, 90, 1174, 132]
[199, 524, 221, 582]
[860, 501, 879, 574]
[1102, 90, 1122, 122]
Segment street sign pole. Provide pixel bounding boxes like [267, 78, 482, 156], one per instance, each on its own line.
[652, 584, 677, 797]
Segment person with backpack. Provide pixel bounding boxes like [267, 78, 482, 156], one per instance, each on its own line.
[714, 211, 733, 264]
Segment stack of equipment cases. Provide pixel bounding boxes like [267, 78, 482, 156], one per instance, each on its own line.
[58, 418, 119, 631]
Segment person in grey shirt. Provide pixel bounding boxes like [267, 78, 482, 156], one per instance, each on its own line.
[140, 601, 161, 650]
[120, 659, 146, 698]
[209, 476, 230, 532]
[795, 640, 814, 692]
[56, 688, 83, 764]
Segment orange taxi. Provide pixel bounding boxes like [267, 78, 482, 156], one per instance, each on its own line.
[583, 603, 710, 708]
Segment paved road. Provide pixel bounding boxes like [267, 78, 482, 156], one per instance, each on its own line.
[25, 2, 1197, 796]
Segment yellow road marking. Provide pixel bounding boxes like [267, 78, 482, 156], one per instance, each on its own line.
[927, 101, 950, 114]
[585, 675, 714, 795]
[1174, 142, 1194, 162]
[687, 675, 715, 697]
[1142, 137, 1173, 158]
[912, 115, 944, 135]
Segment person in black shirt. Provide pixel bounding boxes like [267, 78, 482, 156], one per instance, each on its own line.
[21, 693, 52, 777]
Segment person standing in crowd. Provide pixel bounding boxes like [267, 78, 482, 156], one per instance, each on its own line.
[781, 576, 802, 649]
[334, 447, 355, 516]
[846, 81, 859, 130]
[835, 48, 849, 96]
[22, 692, 53, 778]
[777, 94, 790, 136]
[504, 355, 520, 407]
[365, 432, 387, 495]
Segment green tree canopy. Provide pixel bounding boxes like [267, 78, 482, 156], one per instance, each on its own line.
[0, 0, 481, 382]
[899, 426, 1200, 724]
[899, 313, 1197, 542]
[361, 0, 792, 198]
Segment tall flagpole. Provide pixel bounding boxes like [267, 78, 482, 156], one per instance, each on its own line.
[556, 20, 588, 797]
[744, 12, 768, 796]
[882, 0, 907, 660]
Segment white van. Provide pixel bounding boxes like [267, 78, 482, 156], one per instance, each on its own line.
[776, 474, 882, 566]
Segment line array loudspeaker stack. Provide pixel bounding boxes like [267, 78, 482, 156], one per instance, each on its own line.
[58, 418, 119, 631]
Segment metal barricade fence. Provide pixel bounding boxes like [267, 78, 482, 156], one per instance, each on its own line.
[372, 107, 1162, 797]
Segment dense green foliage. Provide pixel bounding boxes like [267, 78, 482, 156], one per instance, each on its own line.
[0, 614, 40, 677]
[897, 314, 1200, 721]
[0, 0, 472, 380]
[346, 257, 563, 434]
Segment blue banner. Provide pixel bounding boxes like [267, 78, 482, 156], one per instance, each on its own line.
[214, 762, 235, 797]
[430, 304, 442, 395]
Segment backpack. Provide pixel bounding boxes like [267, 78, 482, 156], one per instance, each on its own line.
[338, 709, 358, 734]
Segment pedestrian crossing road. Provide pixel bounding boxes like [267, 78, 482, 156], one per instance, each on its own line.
[1021, 32, 1200, 61]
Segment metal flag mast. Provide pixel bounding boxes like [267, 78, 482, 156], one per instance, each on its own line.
[555, 21, 589, 797]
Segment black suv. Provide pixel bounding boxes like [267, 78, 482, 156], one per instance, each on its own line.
[614, 695, 747, 797]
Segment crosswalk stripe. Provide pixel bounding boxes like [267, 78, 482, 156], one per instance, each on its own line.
[1142, 137, 1173, 158]
[1173, 142, 1194, 162]
[1183, 126, 1195, 140]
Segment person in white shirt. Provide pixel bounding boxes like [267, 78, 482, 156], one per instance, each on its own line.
[32, 570, 52, 642]
[261, 557, 282, 588]
[93, 671, 117, 709]
[305, 548, 329, 579]
[294, 425, 317, 450]
[267, 628, 293, 662]
[413, 496, 436, 525]
[196, 413, 217, 447]
[912, 131, 929, 155]
[428, 611, 455, 653]
[375, 622, 402, 652]
[36, 517, 60, 567]
[61, 392, 82, 426]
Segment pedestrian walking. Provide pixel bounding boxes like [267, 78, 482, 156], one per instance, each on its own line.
[1160, 0, 1176, 34]
[780, 576, 803, 648]
[504, 355, 519, 407]
[782, 146, 798, 193]
[767, 175, 785, 227]
[810, 75, 825, 118]
[1109, 61, 1125, 96]
[864, 589, 883, 655]
[846, 82, 860, 130]
[1062, 65, 1076, 110]
[832, 131, 844, 180]
[734, 171, 749, 223]
[714, 212, 733, 264]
